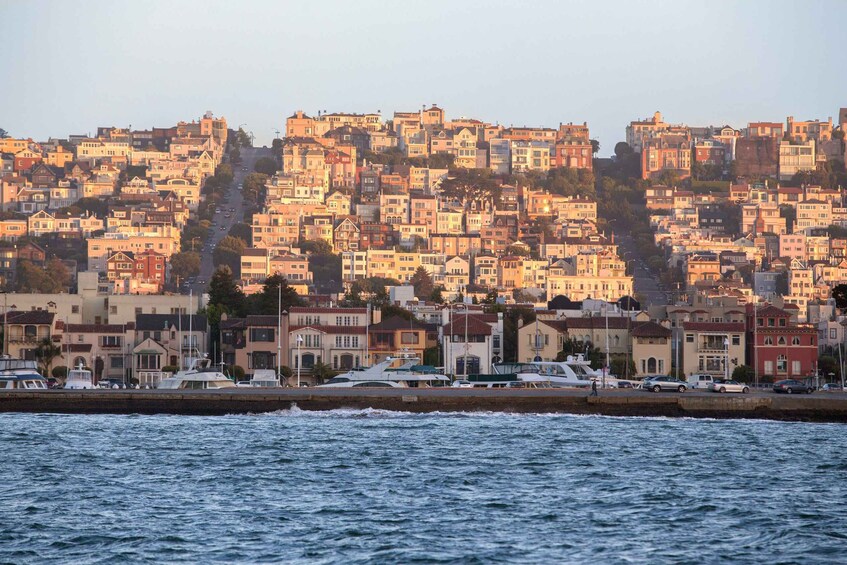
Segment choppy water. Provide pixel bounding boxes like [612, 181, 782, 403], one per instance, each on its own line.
[1, 408, 845, 564]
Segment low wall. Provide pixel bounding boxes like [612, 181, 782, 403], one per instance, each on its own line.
[1, 390, 846, 422]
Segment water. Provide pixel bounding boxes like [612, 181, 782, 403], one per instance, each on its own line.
[1, 409, 845, 564]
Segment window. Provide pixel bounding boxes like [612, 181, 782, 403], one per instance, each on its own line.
[792, 336, 801, 346]
[685, 334, 694, 343]
[72, 305, 80, 314]
[791, 360, 801, 374]
[777, 336, 786, 346]
[110, 356, 123, 369]
[250, 328, 274, 342]
[401, 332, 419, 345]
[764, 336, 773, 345]
[768, 318, 775, 327]
[101, 336, 122, 347]
[732, 335, 740, 346]
[779, 318, 786, 327]
[777, 355, 787, 373]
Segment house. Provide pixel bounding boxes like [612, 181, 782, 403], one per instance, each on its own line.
[133, 313, 208, 380]
[60, 323, 135, 383]
[0, 310, 58, 367]
[442, 313, 497, 375]
[746, 304, 817, 380]
[517, 318, 569, 362]
[631, 321, 672, 376]
[681, 322, 745, 379]
[368, 316, 428, 366]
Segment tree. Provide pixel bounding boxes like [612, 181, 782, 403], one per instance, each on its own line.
[34, 337, 61, 376]
[234, 128, 252, 148]
[208, 266, 245, 315]
[310, 361, 335, 384]
[244, 274, 304, 316]
[16, 260, 61, 293]
[52, 366, 68, 379]
[0, 128, 8, 139]
[254, 157, 278, 176]
[241, 173, 267, 205]
[833, 284, 847, 309]
[72, 197, 109, 218]
[590, 139, 600, 155]
[213, 235, 247, 275]
[170, 251, 201, 284]
[430, 286, 445, 303]
[228, 222, 251, 244]
[410, 266, 434, 300]
[46, 257, 71, 290]
[439, 168, 502, 206]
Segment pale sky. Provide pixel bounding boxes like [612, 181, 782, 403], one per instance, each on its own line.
[1, 0, 844, 155]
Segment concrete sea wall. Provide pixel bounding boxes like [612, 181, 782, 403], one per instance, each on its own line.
[1, 389, 846, 423]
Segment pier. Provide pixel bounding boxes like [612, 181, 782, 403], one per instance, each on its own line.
[1, 389, 847, 422]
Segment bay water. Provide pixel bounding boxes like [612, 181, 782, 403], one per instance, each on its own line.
[1, 409, 845, 564]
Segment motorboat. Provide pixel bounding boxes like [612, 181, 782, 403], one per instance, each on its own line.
[0, 356, 48, 390]
[64, 364, 95, 390]
[316, 353, 450, 388]
[157, 357, 236, 390]
[246, 369, 282, 388]
[494, 355, 620, 388]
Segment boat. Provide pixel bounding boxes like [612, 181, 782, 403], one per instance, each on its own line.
[157, 357, 237, 390]
[493, 355, 621, 388]
[64, 364, 95, 390]
[317, 353, 450, 388]
[0, 356, 48, 390]
[247, 369, 282, 388]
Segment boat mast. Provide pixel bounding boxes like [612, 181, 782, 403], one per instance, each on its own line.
[189, 289, 194, 363]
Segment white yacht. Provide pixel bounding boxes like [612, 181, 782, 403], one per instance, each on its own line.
[64, 364, 95, 390]
[157, 358, 237, 390]
[317, 354, 450, 388]
[247, 369, 282, 388]
[494, 355, 619, 388]
[0, 357, 48, 390]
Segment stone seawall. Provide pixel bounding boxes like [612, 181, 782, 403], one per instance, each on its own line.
[1, 389, 846, 422]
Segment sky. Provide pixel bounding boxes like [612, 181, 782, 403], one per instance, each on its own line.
[1, 0, 845, 156]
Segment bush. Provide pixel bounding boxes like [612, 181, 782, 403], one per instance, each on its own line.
[52, 366, 68, 379]
[732, 365, 754, 382]
[231, 365, 245, 380]
[162, 365, 179, 374]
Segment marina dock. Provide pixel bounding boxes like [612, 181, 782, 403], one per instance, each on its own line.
[1, 389, 847, 422]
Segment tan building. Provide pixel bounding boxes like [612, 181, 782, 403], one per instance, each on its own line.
[778, 139, 816, 180]
[681, 322, 745, 379]
[631, 321, 672, 376]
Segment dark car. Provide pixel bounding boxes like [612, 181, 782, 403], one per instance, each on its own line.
[641, 376, 687, 393]
[772, 379, 813, 394]
[617, 381, 634, 389]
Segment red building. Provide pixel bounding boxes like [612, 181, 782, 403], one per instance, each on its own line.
[746, 304, 817, 380]
[13, 149, 42, 173]
[359, 222, 396, 250]
[552, 139, 593, 171]
[134, 249, 167, 288]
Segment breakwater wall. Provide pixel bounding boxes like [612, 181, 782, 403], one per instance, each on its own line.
[1, 389, 846, 422]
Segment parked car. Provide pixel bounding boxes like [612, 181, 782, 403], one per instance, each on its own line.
[772, 379, 814, 394]
[708, 379, 749, 393]
[617, 381, 635, 389]
[452, 380, 473, 388]
[821, 383, 843, 392]
[642, 376, 687, 393]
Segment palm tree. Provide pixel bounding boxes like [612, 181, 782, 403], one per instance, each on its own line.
[34, 337, 61, 377]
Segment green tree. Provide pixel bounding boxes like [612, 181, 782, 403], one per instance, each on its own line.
[228, 222, 251, 244]
[72, 197, 109, 218]
[430, 286, 445, 303]
[439, 168, 502, 206]
[241, 172, 267, 205]
[254, 157, 278, 176]
[213, 235, 246, 275]
[310, 360, 335, 384]
[34, 337, 61, 376]
[45, 257, 71, 290]
[590, 139, 600, 155]
[0, 128, 8, 138]
[244, 274, 304, 316]
[16, 260, 60, 292]
[170, 251, 201, 284]
[833, 284, 847, 309]
[732, 365, 754, 382]
[208, 266, 245, 315]
[410, 266, 434, 299]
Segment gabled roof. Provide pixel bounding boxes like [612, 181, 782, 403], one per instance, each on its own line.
[443, 314, 492, 336]
[631, 321, 671, 338]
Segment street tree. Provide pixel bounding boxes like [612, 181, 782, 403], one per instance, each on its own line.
[410, 266, 434, 299]
[213, 235, 246, 275]
[254, 157, 278, 176]
[170, 251, 201, 284]
[34, 337, 61, 377]
[208, 266, 245, 315]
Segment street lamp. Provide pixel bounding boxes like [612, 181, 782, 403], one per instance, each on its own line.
[296, 334, 303, 387]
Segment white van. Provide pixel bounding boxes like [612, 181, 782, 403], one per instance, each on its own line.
[688, 374, 716, 390]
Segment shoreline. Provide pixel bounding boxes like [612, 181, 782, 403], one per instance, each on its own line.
[1, 389, 847, 423]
